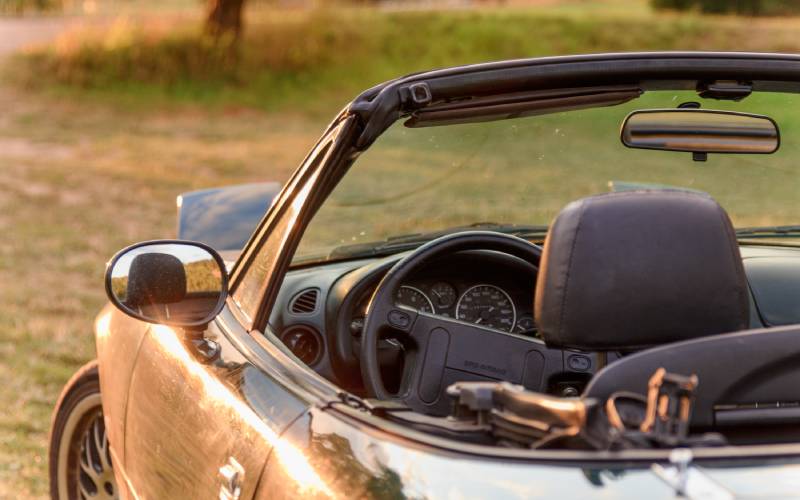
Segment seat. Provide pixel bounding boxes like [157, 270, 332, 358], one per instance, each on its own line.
[534, 190, 800, 438]
[534, 190, 749, 351]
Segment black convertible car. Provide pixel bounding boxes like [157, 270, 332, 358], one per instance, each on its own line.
[50, 52, 800, 499]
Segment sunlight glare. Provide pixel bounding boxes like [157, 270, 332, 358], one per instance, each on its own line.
[151, 325, 334, 497]
[95, 310, 112, 340]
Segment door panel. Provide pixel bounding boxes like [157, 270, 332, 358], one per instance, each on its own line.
[123, 308, 306, 498]
[95, 304, 151, 472]
[259, 407, 680, 500]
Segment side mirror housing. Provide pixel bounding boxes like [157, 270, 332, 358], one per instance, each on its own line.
[105, 240, 228, 328]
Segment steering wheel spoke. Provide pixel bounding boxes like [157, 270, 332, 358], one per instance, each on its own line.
[406, 312, 463, 345]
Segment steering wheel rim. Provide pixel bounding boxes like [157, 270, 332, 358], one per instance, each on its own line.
[360, 231, 543, 407]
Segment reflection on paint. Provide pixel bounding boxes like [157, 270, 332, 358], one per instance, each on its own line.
[177, 183, 281, 251]
[95, 310, 112, 340]
[151, 324, 333, 497]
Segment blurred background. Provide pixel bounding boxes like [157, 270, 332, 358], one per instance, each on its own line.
[1, 0, 800, 497]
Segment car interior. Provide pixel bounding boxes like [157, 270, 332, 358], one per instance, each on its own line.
[268, 186, 800, 449]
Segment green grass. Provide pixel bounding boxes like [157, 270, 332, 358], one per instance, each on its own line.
[10, 4, 800, 112]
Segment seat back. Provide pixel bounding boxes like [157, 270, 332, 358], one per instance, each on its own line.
[535, 190, 749, 351]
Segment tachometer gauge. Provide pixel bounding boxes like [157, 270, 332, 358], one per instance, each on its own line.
[429, 282, 457, 308]
[396, 286, 434, 313]
[456, 284, 516, 332]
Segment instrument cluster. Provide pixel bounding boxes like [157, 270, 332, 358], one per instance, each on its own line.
[394, 281, 536, 335]
[350, 251, 539, 339]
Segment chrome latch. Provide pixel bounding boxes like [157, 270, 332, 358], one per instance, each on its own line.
[219, 456, 244, 500]
[652, 448, 732, 499]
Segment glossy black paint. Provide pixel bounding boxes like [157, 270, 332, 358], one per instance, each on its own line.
[259, 405, 800, 498]
[178, 182, 281, 252]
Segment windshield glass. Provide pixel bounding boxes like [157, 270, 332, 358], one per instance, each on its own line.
[294, 90, 800, 265]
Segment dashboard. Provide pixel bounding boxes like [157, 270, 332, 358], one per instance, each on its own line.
[267, 240, 800, 394]
[268, 248, 539, 390]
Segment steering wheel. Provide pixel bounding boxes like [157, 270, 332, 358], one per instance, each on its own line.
[360, 231, 549, 415]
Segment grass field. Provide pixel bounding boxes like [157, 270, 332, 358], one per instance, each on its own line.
[3, 1, 800, 497]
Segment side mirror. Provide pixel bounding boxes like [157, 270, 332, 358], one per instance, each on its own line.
[105, 240, 228, 328]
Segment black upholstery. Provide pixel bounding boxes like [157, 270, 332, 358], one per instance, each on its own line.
[535, 190, 749, 351]
[584, 325, 800, 430]
[125, 253, 187, 307]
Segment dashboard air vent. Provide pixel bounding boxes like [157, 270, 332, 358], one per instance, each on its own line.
[290, 288, 319, 314]
[281, 325, 322, 365]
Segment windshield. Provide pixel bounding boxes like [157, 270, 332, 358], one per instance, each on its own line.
[295, 90, 800, 265]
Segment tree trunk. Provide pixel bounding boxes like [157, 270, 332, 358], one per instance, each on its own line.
[205, 0, 245, 40]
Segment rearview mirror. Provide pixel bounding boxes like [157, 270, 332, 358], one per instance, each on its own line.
[621, 109, 779, 156]
[105, 240, 228, 328]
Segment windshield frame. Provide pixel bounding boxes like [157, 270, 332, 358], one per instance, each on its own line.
[348, 51, 800, 149]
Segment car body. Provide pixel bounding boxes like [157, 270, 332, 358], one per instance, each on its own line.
[50, 52, 800, 499]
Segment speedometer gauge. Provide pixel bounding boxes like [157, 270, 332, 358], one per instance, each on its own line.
[396, 286, 434, 313]
[456, 284, 516, 332]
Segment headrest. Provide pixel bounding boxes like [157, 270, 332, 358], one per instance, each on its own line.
[125, 253, 187, 307]
[534, 191, 748, 351]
